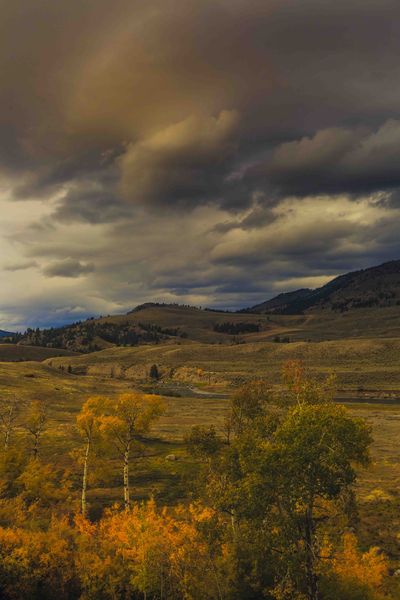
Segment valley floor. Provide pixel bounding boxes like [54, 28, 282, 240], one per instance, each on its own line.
[0, 354, 400, 564]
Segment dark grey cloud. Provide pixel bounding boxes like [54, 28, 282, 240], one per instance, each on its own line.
[3, 260, 38, 272]
[2, 0, 400, 327]
[250, 121, 400, 198]
[42, 258, 95, 278]
[54, 187, 130, 224]
[118, 111, 240, 208]
[2, 0, 400, 208]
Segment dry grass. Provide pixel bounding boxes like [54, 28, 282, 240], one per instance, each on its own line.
[47, 337, 400, 389]
[0, 344, 76, 361]
[350, 404, 400, 558]
[77, 303, 400, 343]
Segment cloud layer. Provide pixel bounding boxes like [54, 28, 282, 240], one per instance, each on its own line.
[1, 0, 400, 327]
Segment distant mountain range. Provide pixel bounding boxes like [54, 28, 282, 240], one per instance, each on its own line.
[0, 330, 13, 338]
[247, 260, 400, 314]
[3, 259, 400, 352]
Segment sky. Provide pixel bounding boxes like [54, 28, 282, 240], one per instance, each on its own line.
[2, 0, 400, 330]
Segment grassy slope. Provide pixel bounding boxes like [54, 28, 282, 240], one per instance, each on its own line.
[58, 303, 400, 346]
[0, 344, 77, 362]
[286, 305, 400, 341]
[97, 304, 287, 343]
[86, 304, 400, 342]
[46, 337, 400, 389]
[9, 303, 400, 356]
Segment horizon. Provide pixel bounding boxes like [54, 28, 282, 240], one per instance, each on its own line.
[3, 256, 398, 331]
[2, 1, 400, 330]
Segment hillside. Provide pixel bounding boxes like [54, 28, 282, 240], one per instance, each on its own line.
[45, 336, 400, 390]
[10, 304, 280, 353]
[247, 288, 314, 314]
[249, 260, 400, 314]
[0, 344, 77, 362]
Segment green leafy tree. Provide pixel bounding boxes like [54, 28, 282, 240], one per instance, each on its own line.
[229, 381, 271, 434]
[190, 369, 372, 600]
[268, 403, 372, 599]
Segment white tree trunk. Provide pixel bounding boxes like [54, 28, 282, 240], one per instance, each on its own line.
[123, 444, 130, 510]
[4, 403, 15, 450]
[81, 439, 91, 518]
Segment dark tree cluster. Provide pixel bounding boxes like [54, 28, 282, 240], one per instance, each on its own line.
[6, 321, 182, 353]
[6, 317, 191, 353]
[213, 321, 261, 335]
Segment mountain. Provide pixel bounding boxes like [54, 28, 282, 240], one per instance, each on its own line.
[246, 289, 314, 314]
[0, 330, 13, 338]
[248, 260, 400, 314]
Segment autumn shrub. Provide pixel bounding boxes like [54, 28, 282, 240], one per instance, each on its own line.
[0, 497, 395, 600]
[0, 517, 79, 600]
[75, 500, 233, 600]
[320, 533, 390, 600]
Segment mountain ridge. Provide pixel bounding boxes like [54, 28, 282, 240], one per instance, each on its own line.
[0, 330, 14, 338]
[248, 260, 400, 314]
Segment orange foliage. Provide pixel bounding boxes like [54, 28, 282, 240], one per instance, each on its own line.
[331, 533, 388, 589]
[0, 499, 233, 599]
[321, 532, 389, 598]
[0, 517, 77, 599]
[75, 500, 232, 599]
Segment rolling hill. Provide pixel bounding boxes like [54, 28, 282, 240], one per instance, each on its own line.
[8, 304, 280, 353]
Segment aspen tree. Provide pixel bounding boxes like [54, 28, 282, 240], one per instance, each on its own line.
[76, 396, 103, 518]
[0, 396, 21, 450]
[23, 400, 47, 458]
[98, 392, 165, 509]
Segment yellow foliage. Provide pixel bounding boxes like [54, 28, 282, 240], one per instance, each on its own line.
[322, 532, 389, 593]
[74, 499, 232, 600]
[0, 516, 76, 598]
[96, 392, 165, 444]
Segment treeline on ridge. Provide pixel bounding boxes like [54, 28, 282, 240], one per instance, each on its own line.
[213, 321, 261, 335]
[4, 320, 188, 353]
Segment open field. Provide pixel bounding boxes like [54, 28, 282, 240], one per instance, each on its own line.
[46, 336, 400, 390]
[352, 404, 400, 558]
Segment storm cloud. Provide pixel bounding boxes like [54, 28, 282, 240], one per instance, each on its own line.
[1, 0, 400, 327]
[42, 259, 95, 278]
